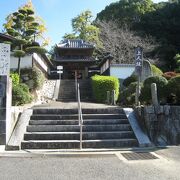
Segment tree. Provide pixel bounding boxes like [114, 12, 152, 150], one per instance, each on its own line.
[3, 0, 48, 76]
[97, 0, 155, 25]
[63, 10, 101, 47]
[96, 0, 180, 71]
[97, 20, 157, 64]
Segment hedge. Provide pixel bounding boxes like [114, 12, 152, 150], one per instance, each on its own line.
[91, 75, 119, 103]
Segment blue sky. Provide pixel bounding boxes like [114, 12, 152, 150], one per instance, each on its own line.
[0, 0, 167, 49]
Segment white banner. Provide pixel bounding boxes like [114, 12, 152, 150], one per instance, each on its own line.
[0, 43, 10, 76]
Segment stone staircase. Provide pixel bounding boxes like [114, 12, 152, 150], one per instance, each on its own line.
[58, 79, 92, 102]
[21, 108, 138, 149]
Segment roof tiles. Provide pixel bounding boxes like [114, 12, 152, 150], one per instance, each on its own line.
[57, 39, 95, 49]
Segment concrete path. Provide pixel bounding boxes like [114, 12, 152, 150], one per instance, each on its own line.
[0, 146, 180, 180]
[33, 101, 119, 109]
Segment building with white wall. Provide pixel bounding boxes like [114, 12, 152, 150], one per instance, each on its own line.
[100, 55, 135, 80]
[0, 33, 53, 77]
[109, 64, 135, 79]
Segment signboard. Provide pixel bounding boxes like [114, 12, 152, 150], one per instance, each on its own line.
[57, 70, 63, 74]
[135, 46, 143, 75]
[0, 43, 10, 76]
[57, 66, 63, 70]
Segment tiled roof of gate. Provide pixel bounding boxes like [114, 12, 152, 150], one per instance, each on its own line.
[54, 56, 96, 62]
[57, 39, 95, 49]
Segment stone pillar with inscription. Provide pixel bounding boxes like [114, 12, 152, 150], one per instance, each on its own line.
[0, 43, 11, 145]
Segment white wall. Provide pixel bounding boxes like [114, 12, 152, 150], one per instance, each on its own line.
[33, 53, 48, 73]
[10, 53, 49, 73]
[10, 54, 32, 70]
[110, 64, 135, 79]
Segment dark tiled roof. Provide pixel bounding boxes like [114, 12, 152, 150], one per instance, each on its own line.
[57, 39, 95, 49]
[54, 56, 96, 62]
[0, 33, 16, 41]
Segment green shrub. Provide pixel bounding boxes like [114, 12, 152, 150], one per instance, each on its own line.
[140, 76, 168, 104]
[19, 83, 30, 93]
[32, 66, 45, 90]
[151, 64, 163, 76]
[91, 75, 119, 103]
[120, 82, 142, 105]
[10, 73, 19, 86]
[123, 75, 137, 87]
[167, 76, 180, 103]
[12, 84, 33, 106]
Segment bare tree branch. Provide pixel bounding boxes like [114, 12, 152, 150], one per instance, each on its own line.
[97, 20, 159, 64]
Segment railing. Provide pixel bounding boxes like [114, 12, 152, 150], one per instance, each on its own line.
[77, 82, 83, 149]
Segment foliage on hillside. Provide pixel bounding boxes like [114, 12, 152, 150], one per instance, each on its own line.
[96, 0, 180, 71]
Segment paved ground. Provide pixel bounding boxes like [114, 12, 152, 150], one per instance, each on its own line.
[0, 146, 180, 180]
[33, 101, 119, 109]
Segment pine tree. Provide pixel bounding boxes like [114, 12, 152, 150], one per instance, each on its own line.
[4, 0, 48, 76]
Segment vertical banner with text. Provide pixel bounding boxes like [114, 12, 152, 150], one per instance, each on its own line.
[0, 43, 10, 76]
[135, 46, 143, 76]
[135, 46, 143, 106]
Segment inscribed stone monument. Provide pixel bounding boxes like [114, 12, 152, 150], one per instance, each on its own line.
[0, 43, 11, 145]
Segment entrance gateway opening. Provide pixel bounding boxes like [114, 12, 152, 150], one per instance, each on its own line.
[54, 39, 98, 80]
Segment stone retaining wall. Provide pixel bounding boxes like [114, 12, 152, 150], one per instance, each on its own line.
[41, 80, 56, 99]
[36, 80, 56, 101]
[135, 105, 180, 145]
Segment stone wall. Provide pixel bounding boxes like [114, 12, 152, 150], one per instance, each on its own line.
[135, 105, 180, 145]
[36, 80, 56, 101]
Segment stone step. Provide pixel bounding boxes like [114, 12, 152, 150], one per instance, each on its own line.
[30, 114, 127, 120]
[29, 119, 129, 125]
[32, 108, 124, 115]
[21, 140, 79, 149]
[58, 94, 91, 97]
[21, 138, 138, 149]
[59, 92, 91, 95]
[58, 96, 76, 98]
[57, 99, 76, 102]
[58, 79, 92, 100]
[24, 131, 135, 140]
[83, 139, 138, 148]
[27, 124, 132, 132]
